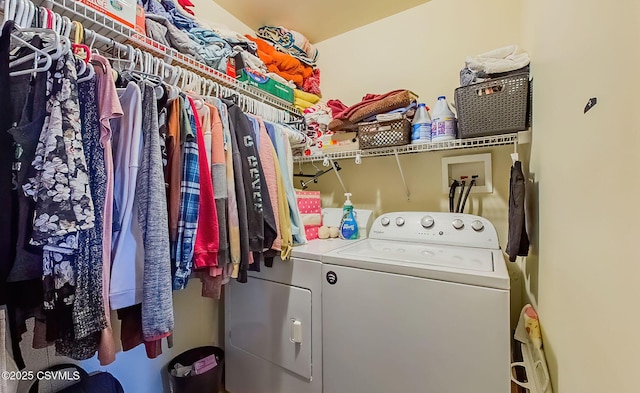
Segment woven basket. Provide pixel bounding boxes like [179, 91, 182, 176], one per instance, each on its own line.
[357, 118, 411, 149]
[455, 72, 530, 138]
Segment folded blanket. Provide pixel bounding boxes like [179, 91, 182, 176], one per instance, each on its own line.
[257, 25, 319, 67]
[329, 90, 418, 131]
[327, 99, 348, 117]
[361, 101, 417, 123]
[246, 35, 313, 88]
[465, 45, 530, 74]
[294, 97, 315, 111]
[294, 89, 320, 104]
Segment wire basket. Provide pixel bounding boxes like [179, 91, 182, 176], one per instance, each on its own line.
[357, 118, 411, 149]
[455, 72, 530, 138]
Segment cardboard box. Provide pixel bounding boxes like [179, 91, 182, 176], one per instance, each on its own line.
[80, 0, 137, 29]
[236, 69, 294, 103]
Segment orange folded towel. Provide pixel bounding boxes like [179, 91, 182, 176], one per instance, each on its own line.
[245, 35, 313, 88]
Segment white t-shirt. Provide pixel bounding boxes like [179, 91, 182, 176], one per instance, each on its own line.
[110, 82, 145, 310]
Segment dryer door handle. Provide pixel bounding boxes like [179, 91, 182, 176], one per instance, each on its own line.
[290, 319, 302, 344]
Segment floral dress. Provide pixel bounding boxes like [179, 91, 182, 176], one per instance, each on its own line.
[24, 53, 96, 337]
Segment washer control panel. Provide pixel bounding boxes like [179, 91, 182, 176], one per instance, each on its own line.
[369, 212, 499, 249]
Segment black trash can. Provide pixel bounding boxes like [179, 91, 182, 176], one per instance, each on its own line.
[167, 346, 224, 393]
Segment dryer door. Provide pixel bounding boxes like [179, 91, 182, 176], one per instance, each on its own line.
[227, 277, 312, 379]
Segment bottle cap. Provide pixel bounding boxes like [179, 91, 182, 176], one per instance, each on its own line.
[438, 95, 446, 100]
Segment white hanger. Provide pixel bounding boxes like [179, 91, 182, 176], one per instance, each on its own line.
[51, 12, 61, 34]
[38, 6, 48, 28]
[511, 141, 519, 165]
[25, 0, 35, 28]
[14, 0, 26, 27]
[3, 0, 18, 25]
[9, 30, 52, 76]
[61, 16, 72, 38]
[9, 24, 63, 67]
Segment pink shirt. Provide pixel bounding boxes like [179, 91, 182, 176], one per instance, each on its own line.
[93, 54, 123, 366]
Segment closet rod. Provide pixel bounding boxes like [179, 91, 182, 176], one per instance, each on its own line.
[83, 28, 128, 54]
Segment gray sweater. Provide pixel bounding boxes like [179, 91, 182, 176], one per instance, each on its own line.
[137, 81, 174, 340]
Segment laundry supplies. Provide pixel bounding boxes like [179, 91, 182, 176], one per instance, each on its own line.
[431, 96, 457, 141]
[411, 103, 431, 144]
[339, 193, 358, 240]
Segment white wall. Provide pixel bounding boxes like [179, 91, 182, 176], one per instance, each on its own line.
[316, 0, 523, 105]
[189, 0, 254, 35]
[524, 0, 640, 392]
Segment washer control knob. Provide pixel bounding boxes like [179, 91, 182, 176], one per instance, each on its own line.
[381, 217, 390, 226]
[420, 216, 435, 228]
[452, 218, 464, 230]
[395, 217, 405, 227]
[471, 220, 484, 232]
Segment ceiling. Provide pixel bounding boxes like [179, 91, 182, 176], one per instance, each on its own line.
[211, 0, 432, 43]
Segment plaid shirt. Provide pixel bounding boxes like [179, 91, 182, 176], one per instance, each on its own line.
[173, 96, 200, 290]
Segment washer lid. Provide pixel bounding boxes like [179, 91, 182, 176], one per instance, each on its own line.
[331, 239, 494, 272]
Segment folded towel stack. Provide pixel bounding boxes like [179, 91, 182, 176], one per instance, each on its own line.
[294, 89, 321, 111]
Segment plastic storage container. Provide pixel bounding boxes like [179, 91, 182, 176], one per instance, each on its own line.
[411, 103, 432, 144]
[167, 346, 225, 393]
[430, 96, 457, 142]
[357, 118, 411, 149]
[454, 72, 530, 138]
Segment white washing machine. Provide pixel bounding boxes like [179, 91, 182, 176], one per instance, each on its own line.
[321, 212, 511, 393]
[225, 209, 373, 393]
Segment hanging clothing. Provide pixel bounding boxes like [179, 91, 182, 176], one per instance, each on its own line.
[3, 29, 49, 369]
[272, 143, 293, 259]
[25, 53, 96, 343]
[246, 116, 277, 269]
[189, 96, 219, 270]
[56, 73, 107, 360]
[6, 37, 46, 284]
[0, 21, 16, 304]
[110, 82, 144, 310]
[92, 53, 122, 366]
[24, 54, 96, 245]
[209, 98, 238, 282]
[165, 97, 183, 252]
[249, 116, 281, 254]
[173, 95, 200, 290]
[224, 103, 250, 281]
[137, 81, 174, 341]
[268, 123, 306, 245]
[506, 160, 530, 262]
[206, 103, 229, 272]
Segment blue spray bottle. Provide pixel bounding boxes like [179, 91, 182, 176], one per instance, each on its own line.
[339, 193, 359, 240]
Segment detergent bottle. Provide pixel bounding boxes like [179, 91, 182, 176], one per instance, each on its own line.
[339, 193, 359, 240]
[411, 103, 432, 144]
[431, 96, 457, 142]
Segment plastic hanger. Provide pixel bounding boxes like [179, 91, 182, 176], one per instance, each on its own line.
[38, 7, 48, 28]
[9, 30, 52, 76]
[9, 24, 61, 69]
[61, 16, 72, 39]
[3, 0, 18, 25]
[75, 43, 95, 83]
[511, 141, 519, 165]
[14, 0, 25, 27]
[25, 1, 35, 28]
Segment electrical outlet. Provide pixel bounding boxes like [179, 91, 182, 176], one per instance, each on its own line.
[441, 153, 492, 193]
